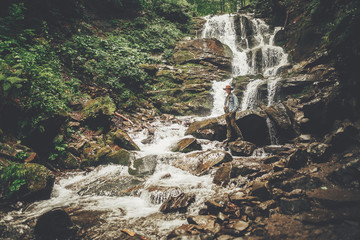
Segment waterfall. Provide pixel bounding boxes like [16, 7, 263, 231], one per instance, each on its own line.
[240, 79, 264, 111]
[267, 77, 280, 106]
[210, 78, 233, 117]
[202, 15, 249, 75]
[202, 14, 288, 113]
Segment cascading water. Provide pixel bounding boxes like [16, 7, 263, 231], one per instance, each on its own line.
[1, 13, 289, 240]
[210, 78, 232, 117]
[202, 13, 288, 143]
[240, 79, 264, 111]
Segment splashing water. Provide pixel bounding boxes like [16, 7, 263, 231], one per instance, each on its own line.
[241, 79, 264, 111]
[209, 78, 233, 117]
[1, 13, 289, 240]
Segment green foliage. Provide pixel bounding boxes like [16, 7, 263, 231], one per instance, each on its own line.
[188, 0, 250, 16]
[49, 140, 68, 161]
[152, 0, 191, 25]
[0, 62, 27, 97]
[0, 163, 27, 198]
[60, 34, 149, 106]
[118, 15, 184, 53]
[82, 96, 116, 119]
[15, 42, 79, 129]
[14, 151, 30, 161]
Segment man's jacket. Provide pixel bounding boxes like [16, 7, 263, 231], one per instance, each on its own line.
[224, 93, 239, 113]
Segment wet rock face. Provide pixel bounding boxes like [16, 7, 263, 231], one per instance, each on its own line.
[172, 38, 232, 70]
[213, 163, 232, 187]
[128, 155, 158, 177]
[186, 110, 270, 145]
[286, 149, 308, 169]
[228, 140, 256, 156]
[78, 175, 144, 197]
[171, 137, 202, 153]
[81, 146, 133, 168]
[307, 142, 330, 163]
[173, 150, 232, 176]
[185, 118, 226, 141]
[160, 193, 195, 213]
[34, 208, 77, 240]
[264, 103, 295, 141]
[106, 129, 140, 151]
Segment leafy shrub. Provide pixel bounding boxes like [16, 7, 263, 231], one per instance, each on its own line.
[14, 42, 79, 129]
[60, 34, 151, 106]
[152, 0, 191, 24]
[0, 163, 27, 198]
[0, 62, 27, 97]
[118, 15, 184, 53]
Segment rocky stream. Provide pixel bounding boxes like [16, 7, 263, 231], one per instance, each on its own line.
[1, 13, 360, 240]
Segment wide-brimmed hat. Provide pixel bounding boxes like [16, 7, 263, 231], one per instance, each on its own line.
[223, 85, 233, 90]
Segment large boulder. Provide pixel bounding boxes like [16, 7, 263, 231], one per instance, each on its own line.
[81, 96, 116, 129]
[0, 163, 54, 202]
[327, 158, 360, 188]
[81, 146, 133, 168]
[128, 155, 158, 177]
[172, 38, 232, 70]
[185, 117, 226, 141]
[78, 175, 144, 197]
[185, 110, 270, 145]
[228, 140, 256, 156]
[286, 149, 309, 169]
[171, 137, 202, 153]
[324, 122, 359, 152]
[173, 150, 232, 176]
[235, 110, 270, 145]
[106, 129, 140, 151]
[34, 208, 77, 240]
[264, 103, 295, 142]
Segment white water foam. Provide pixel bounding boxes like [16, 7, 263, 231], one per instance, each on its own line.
[209, 78, 233, 117]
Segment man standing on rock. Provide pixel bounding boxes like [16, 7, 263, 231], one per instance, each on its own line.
[223, 85, 243, 143]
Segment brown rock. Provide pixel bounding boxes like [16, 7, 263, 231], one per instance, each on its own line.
[306, 187, 360, 206]
[213, 163, 232, 186]
[228, 140, 256, 156]
[160, 193, 195, 213]
[307, 142, 330, 163]
[251, 180, 271, 199]
[171, 137, 202, 153]
[173, 150, 232, 176]
[172, 38, 232, 70]
[280, 197, 310, 214]
[185, 117, 226, 141]
[187, 215, 220, 233]
[286, 148, 308, 169]
[106, 129, 140, 151]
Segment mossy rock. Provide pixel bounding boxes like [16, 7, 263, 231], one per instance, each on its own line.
[0, 163, 54, 202]
[106, 129, 140, 151]
[58, 152, 80, 169]
[81, 96, 116, 129]
[81, 146, 132, 168]
[140, 63, 158, 75]
[82, 96, 116, 118]
[128, 155, 158, 177]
